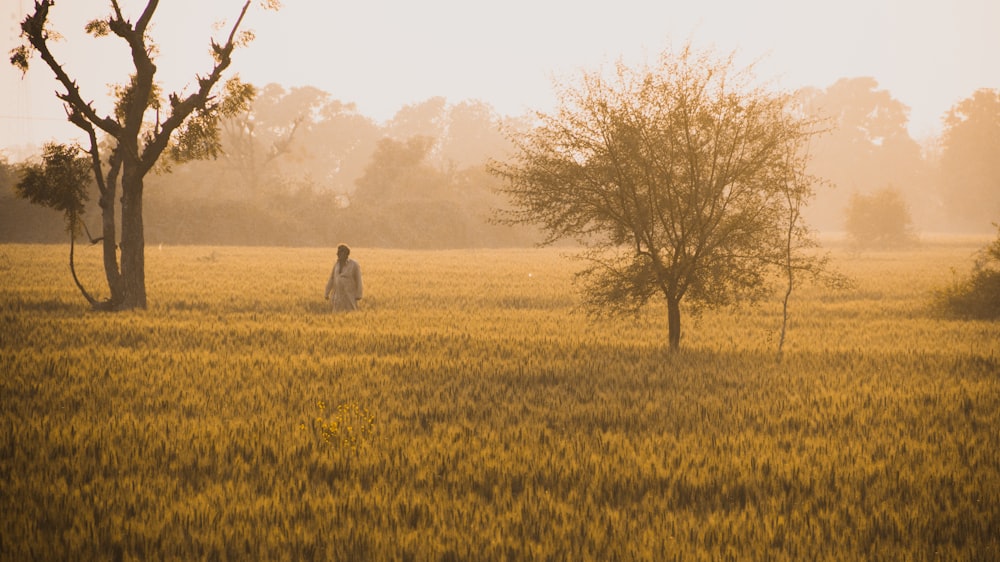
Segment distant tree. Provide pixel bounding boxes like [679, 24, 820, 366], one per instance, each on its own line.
[151, 85, 379, 203]
[218, 83, 310, 195]
[300, 96, 380, 195]
[844, 186, 917, 249]
[14, 143, 99, 304]
[799, 77, 926, 231]
[385, 97, 448, 146]
[10, 0, 276, 310]
[351, 136, 441, 205]
[491, 46, 827, 351]
[439, 100, 510, 169]
[934, 223, 1000, 319]
[939, 89, 1000, 230]
[0, 155, 13, 189]
[0, 153, 69, 243]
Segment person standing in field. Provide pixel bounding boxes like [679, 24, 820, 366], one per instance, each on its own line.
[324, 244, 363, 312]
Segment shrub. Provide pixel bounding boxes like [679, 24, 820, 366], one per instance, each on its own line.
[935, 224, 1000, 319]
[844, 187, 917, 249]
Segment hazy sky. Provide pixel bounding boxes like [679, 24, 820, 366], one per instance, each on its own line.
[2, 0, 998, 155]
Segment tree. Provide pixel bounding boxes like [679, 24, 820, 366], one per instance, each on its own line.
[797, 77, 927, 231]
[296, 94, 380, 195]
[14, 143, 100, 304]
[385, 97, 448, 145]
[352, 136, 441, 205]
[10, 0, 276, 310]
[439, 100, 510, 169]
[217, 83, 310, 195]
[844, 186, 917, 249]
[491, 46, 825, 351]
[939, 89, 1000, 230]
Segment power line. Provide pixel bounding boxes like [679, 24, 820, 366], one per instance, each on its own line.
[0, 114, 68, 122]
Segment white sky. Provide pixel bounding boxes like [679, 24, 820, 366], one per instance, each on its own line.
[2, 0, 998, 155]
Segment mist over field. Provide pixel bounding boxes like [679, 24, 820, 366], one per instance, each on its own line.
[2, 79, 999, 248]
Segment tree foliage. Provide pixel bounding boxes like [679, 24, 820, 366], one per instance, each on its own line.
[939, 89, 1000, 230]
[14, 143, 90, 234]
[15, 142, 99, 304]
[353, 136, 440, 205]
[797, 77, 926, 231]
[492, 46, 825, 350]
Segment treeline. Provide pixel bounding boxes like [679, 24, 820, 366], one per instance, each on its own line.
[2, 79, 999, 247]
[1, 91, 539, 248]
[0, 175, 538, 249]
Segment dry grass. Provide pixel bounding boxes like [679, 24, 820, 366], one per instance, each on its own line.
[1, 240, 998, 561]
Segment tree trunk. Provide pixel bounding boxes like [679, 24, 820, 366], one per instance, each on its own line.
[667, 296, 681, 351]
[777, 257, 793, 362]
[99, 177, 123, 309]
[118, 172, 147, 310]
[68, 232, 98, 307]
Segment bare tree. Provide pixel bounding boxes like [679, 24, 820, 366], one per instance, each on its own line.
[11, 0, 278, 310]
[492, 46, 829, 351]
[774, 140, 845, 361]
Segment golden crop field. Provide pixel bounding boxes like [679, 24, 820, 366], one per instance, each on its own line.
[1, 240, 998, 561]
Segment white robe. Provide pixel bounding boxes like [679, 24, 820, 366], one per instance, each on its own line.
[325, 258, 363, 312]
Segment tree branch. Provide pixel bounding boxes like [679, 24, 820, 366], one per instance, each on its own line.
[140, 0, 252, 173]
[19, 1, 121, 136]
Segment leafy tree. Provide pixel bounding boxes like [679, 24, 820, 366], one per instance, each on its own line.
[352, 136, 441, 205]
[15, 144, 90, 233]
[798, 77, 926, 231]
[934, 223, 1000, 319]
[10, 0, 276, 310]
[148, 85, 378, 206]
[217, 83, 309, 195]
[491, 46, 826, 351]
[385, 97, 448, 146]
[14, 143, 99, 304]
[439, 100, 510, 169]
[844, 186, 917, 249]
[296, 94, 380, 195]
[939, 89, 1000, 230]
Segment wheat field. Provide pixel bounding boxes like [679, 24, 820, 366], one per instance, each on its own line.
[1, 240, 998, 561]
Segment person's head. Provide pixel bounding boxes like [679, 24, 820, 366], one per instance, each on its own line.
[337, 244, 351, 261]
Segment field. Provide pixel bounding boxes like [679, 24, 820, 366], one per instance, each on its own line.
[1, 240, 998, 561]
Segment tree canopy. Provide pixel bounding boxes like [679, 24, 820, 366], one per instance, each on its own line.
[939, 88, 1000, 230]
[492, 46, 825, 350]
[797, 77, 927, 231]
[844, 186, 917, 249]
